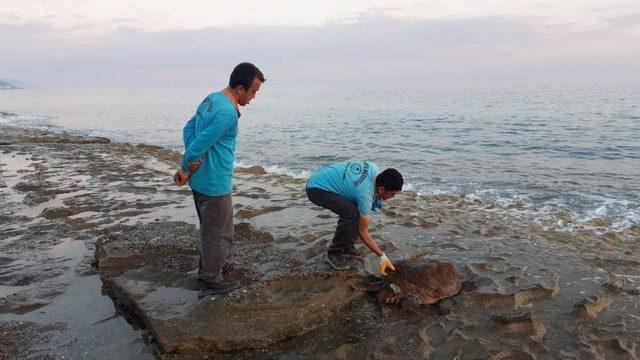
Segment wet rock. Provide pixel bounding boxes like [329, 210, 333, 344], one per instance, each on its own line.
[489, 348, 536, 359]
[513, 281, 560, 307]
[572, 295, 613, 321]
[96, 220, 363, 355]
[236, 165, 267, 175]
[14, 180, 49, 192]
[235, 206, 286, 219]
[554, 210, 573, 224]
[489, 310, 547, 342]
[472, 198, 484, 206]
[585, 257, 640, 277]
[105, 272, 361, 354]
[602, 278, 640, 295]
[439, 242, 468, 251]
[507, 202, 525, 210]
[0, 320, 67, 359]
[458, 290, 517, 309]
[41, 206, 73, 219]
[423, 194, 461, 203]
[371, 335, 398, 360]
[5, 123, 640, 359]
[320, 342, 367, 360]
[603, 232, 622, 245]
[582, 338, 638, 359]
[418, 219, 439, 229]
[584, 217, 612, 228]
[135, 143, 181, 163]
[460, 278, 559, 310]
[333, 343, 366, 360]
[27, 134, 110, 144]
[378, 240, 399, 254]
[23, 192, 54, 205]
[418, 326, 436, 359]
[234, 222, 275, 244]
[95, 221, 198, 270]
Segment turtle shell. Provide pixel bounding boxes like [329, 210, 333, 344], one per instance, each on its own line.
[384, 258, 462, 304]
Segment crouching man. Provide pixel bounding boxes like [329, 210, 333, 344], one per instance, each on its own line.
[305, 160, 403, 276]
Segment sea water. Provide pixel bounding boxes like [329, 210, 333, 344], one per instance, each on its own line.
[1, 80, 639, 234]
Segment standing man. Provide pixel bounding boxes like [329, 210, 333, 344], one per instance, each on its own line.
[306, 161, 403, 276]
[173, 62, 265, 298]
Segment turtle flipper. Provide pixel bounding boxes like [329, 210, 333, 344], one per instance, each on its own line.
[400, 292, 423, 312]
[346, 276, 384, 292]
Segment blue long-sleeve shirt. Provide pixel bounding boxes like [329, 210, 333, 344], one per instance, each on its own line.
[182, 91, 239, 196]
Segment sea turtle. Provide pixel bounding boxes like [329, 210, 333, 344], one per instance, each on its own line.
[349, 258, 462, 309]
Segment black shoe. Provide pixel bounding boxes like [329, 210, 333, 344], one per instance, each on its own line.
[342, 246, 365, 259]
[198, 282, 242, 299]
[325, 252, 351, 270]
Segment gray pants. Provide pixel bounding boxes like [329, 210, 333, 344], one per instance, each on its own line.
[192, 191, 234, 284]
[306, 187, 359, 255]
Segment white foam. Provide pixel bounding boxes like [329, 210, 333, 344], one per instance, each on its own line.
[0, 113, 120, 141]
[0, 113, 58, 128]
[234, 159, 311, 179]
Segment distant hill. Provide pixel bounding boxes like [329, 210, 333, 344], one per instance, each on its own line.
[0, 79, 33, 89]
[0, 79, 21, 90]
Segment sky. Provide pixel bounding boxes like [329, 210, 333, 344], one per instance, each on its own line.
[1, 0, 640, 87]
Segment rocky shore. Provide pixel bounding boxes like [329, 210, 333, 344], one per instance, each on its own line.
[1, 122, 639, 359]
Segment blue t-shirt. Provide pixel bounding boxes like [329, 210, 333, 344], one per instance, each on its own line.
[307, 161, 379, 216]
[181, 91, 239, 196]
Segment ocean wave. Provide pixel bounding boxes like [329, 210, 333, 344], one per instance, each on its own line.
[407, 181, 639, 233]
[0, 113, 123, 142]
[0, 113, 59, 128]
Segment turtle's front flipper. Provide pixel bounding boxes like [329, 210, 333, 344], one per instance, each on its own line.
[400, 292, 423, 313]
[345, 276, 384, 292]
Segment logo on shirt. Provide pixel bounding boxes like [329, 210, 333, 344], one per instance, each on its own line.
[349, 162, 363, 175]
[352, 162, 370, 187]
[197, 97, 214, 115]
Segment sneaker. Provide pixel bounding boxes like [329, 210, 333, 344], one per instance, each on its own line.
[342, 246, 365, 259]
[198, 282, 242, 299]
[325, 252, 351, 270]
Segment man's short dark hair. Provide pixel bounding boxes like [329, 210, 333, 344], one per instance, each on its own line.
[376, 168, 403, 191]
[229, 62, 265, 90]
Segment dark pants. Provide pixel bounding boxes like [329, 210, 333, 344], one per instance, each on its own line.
[192, 191, 234, 284]
[306, 187, 359, 255]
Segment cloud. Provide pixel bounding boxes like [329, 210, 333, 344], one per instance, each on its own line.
[1, 12, 639, 87]
[0, 11, 22, 22]
[604, 11, 640, 28]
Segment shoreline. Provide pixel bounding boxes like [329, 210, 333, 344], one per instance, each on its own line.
[2, 110, 639, 238]
[1, 123, 639, 358]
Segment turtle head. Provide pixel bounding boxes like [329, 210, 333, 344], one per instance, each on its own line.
[377, 283, 401, 304]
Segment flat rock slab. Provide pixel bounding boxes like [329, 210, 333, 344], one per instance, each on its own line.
[572, 295, 613, 321]
[96, 221, 363, 355]
[489, 310, 547, 342]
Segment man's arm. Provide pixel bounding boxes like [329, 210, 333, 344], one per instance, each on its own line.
[180, 116, 201, 173]
[358, 215, 396, 276]
[181, 111, 236, 172]
[357, 215, 384, 256]
[183, 115, 196, 150]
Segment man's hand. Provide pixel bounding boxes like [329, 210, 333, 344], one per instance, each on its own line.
[187, 159, 201, 172]
[173, 169, 190, 186]
[379, 254, 395, 276]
